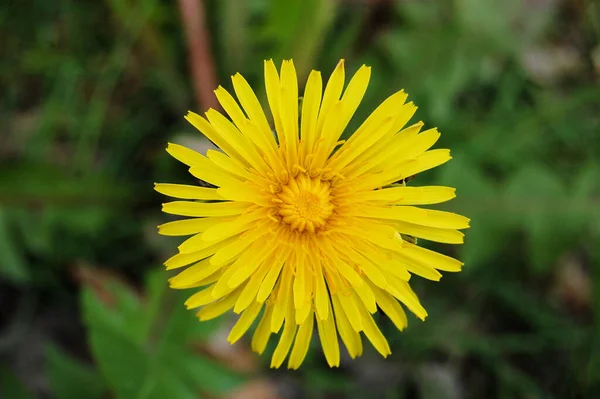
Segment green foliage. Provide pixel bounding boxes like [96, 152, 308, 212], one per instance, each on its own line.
[45, 344, 106, 399]
[81, 271, 243, 399]
[0, 208, 28, 283]
[505, 165, 571, 272]
[0, 366, 34, 399]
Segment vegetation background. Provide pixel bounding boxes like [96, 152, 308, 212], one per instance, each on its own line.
[1, 0, 599, 398]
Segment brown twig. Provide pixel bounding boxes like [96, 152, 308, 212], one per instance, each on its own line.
[177, 0, 219, 111]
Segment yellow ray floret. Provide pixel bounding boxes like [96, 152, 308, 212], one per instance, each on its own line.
[155, 59, 469, 369]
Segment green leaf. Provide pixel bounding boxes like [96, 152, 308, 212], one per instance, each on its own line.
[45, 344, 106, 399]
[0, 208, 28, 283]
[0, 365, 34, 399]
[164, 347, 244, 395]
[81, 270, 243, 399]
[572, 163, 600, 238]
[81, 279, 147, 344]
[504, 165, 569, 272]
[85, 324, 150, 398]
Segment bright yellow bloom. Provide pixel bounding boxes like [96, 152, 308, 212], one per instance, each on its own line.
[155, 59, 469, 369]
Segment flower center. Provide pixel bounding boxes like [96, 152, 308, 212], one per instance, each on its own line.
[276, 174, 334, 233]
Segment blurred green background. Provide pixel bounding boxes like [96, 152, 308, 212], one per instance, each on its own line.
[1, 0, 599, 398]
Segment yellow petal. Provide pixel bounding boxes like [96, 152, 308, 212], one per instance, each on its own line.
[288, 310, 315, 369]
[356, 301, 391, 357]
[353, 205, 469, 230]
[316, 301, 340, 367]
[166, 142, 206, 167]
[264, 59, 284, 144]
[295, 299, 312, 325]
[352, 280, 378, 314]
[316, 60, 345, 139]
[214, 85, 248, 135]
[210, 241, 271, 298]
[228, 300, 263, 344]
[355, 149, 452, 190]
[202, 210, 264, 242]
[231, 72, 276, 150]
[401, 242, 464, 272]
[256, 248, 291, 302]
[420, 209, 471, 229]
[180, 268, 224, 289]
[182, 111, 244, 162]
[165, 237, 233, 269]
[158, 217, 225, 236]
[334, 258, 365, 288]
[169, 259, 224, 288]
[329, 90, 408, 172]
[390, 101, 418, 135]
[331, 295, 363, 358]
[251, 304, 274, 354]
[367, 281, 408, 331]
[396, 254, 443, 281]
[334, 223, 402, 251]
[390, 149, 452, 183]
[326, 116, 394, 174]
[336, 293, 363, 332]
[185, 286, 218, 309]
[233, 255, 273, 313]
[365, 120, 423, 172]
[351, 252, 389, 289]
[314, 65, 371, 168]
[279, 60, 299, 166]
[354, 186, 456, 205]
[242, 119, 286, 175]
[188, 164, 243, 189]
[313, 261, 329, 320]
[384, 277, 428, 320]
[162, 201, 249, 217]
[211, 233, 257, 266]
[270, 295, 298, 368]
[395, 221, 464, 244]
[293, 252, 306, 310]
[205, 108, 268, 172]
[206, 149, 253, 181]
[328, 255, 376, 314]
[271, 263, 293, 333]
[378, 257, 412, 282]
[336, 65, 371, 134]
[309, 100, 341, 171]
[178, 229, 238, 254]
[154, 183, 223, 200]
[185, 111, 245, 165]
[196, 286, 242, 321]
[300, 70, 323, 159]
[227, 244, 274, 290]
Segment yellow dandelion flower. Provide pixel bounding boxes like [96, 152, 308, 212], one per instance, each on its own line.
[155, 59, 469, 369]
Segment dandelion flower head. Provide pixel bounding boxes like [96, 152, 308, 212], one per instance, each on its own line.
[155, 59, 470, 369]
